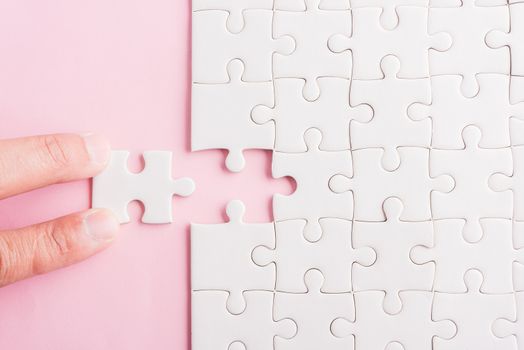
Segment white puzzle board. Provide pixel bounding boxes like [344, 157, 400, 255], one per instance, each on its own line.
[191, 1, 524, 349]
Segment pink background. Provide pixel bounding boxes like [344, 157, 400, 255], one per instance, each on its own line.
[0, 1, 292, 349]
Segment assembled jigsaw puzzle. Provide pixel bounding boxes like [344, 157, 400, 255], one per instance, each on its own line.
[190, 0, 524, 349]
[92, 0, 524, 348]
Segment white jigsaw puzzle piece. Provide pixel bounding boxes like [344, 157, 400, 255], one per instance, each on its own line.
[350, 55, 432, 171]
[192, 0, 272, 33]
[493, 292, 524, 350]
[330, 147, 454, 221]
[432, 270, 517, 350]
[273, 0, 352, 100]
[353, 197, 434, 315]
[252, 218, 376, 293]
[191, 200, 275, 315]
[329, 6, 451, 79]
[331, 291, 456, 350]
[192, 290, 297, 350]
[274, 270, 354, 350]
[411, 218, 523, 293]
[271, 129, 354, 241]
[486, 3, 524, 76]
[192, 59, 274, 172]
[349, 0, 429, 30]
[92, 151, 195, 224]
[490, 146, 524, 221]
[252, 78, 372, 153]
[515, 221, 524, 292]
[409, 74, 523, 149]
[192, 9, 294, 83]
[431, 126, 513, 242]
[428, 0, 510, 97]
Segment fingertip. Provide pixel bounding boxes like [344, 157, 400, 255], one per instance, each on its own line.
[83, 208, 120, 243]
[81, 133, 111, 167]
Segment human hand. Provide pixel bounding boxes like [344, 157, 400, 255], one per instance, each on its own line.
[0, 134, 120, 287]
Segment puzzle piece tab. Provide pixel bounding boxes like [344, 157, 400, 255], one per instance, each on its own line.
[92, 151, 195, 223]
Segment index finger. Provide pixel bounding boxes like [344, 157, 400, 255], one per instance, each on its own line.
[0, 133, 110, 200]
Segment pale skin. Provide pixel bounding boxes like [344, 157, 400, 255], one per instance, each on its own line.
[0, 133, 120, 287]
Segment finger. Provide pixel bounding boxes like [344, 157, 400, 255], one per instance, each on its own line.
[0, 133, 110, 199]
[0, 209, 119, 287]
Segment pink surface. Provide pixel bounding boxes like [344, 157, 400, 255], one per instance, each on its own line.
[0, 1, 292, 349]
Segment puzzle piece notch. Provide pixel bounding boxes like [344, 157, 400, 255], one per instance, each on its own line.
[192, 9, 295, 83]
[349, 0, 429, 30]
[331, 291, 456, 349]
[432, 269, 517, 350]
[486, 3, 524, 76]
[192, 0, 273, 33]
[273, 0, 352, 101]
[191, 200, 275, 315]
[329, 6, 452, 79]
[92, 151, 195, 223]
[489, 146, 524, 221]
[252, 218, 376, 293]
[192, 59, 274, 172]
[252, 77, 372, 153]
[329, 147, 454, 221]
[410, 218, 524, 293]
[274, 269, 355, 350]
[350, 55, 432, 171]
[428, 0, 510, 97]
[493, 292, 524, 350]
[430, 125, 513, 242]
[408, 74, 522, 150]
[192, 290, 297, 350]
[353, 197, 434, 315]
[270, 128, 355, 242]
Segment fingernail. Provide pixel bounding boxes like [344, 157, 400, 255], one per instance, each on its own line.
[82, 133, 111, 165]
[84, 209, 120, 242]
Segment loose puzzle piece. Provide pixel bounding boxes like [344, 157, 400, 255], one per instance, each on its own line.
[192, 9, 294, 83]
[271, 129, 354, 242]
[486, 3, 524, 76]
[350, 55, 432, 171]
[329, 6, 451, 79]
[352, 197, 434, 315]
[273, 0, 352, 100]
[274, 270, 354, 350]
[330, 147, 454, 221]
[431, 125, 513, 242]
[409, 74, 523, 149]
[490, 146, 524, 221]
[252, 78, 372, 153]
[493, 292, 524, 350]
[428, 0, 510, 97]
[192, 290, 296, 350]
[191, 200, 275, 315]
[252, 218, 376, 293]
[192, 59, 274, 172]
[331, 291, 456, 350]
[349, 0, 429, 29]
[432, 270, 517, 350]
[192, 0, 273, 33]
[92, 151, 195, 223]
[411, 218, 523, 293]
